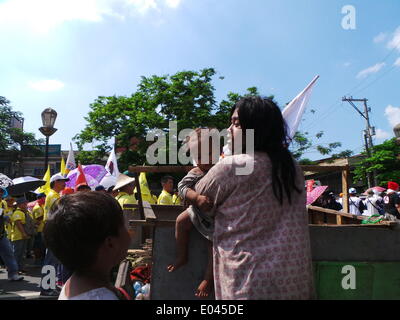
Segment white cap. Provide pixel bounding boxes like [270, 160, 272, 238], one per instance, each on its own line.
[349, 187, 357, 194]
[50, 173, 69, 184]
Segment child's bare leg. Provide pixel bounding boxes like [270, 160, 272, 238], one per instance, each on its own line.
[167, 210, 193, 272]
[195, 240, 214, 298]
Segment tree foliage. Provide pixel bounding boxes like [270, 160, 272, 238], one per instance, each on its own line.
[0, 96, 44, 160]
[74, 68, 352, 169]
[353, 138, 400, 186]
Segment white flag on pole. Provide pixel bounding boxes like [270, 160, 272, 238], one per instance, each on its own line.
[100, 146, 120, 190]
[104, 147, 120, 177]
[65, 143, 76, 175]
[282, 75, 320, 141]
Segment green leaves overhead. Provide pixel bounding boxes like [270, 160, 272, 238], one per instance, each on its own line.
[353, 138, 400, 186]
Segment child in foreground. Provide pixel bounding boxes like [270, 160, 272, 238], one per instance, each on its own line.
[167, 128, 218, 298]
[43, 192, 131, 300]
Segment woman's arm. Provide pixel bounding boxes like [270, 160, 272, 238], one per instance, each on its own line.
[194, 160, 234, 214]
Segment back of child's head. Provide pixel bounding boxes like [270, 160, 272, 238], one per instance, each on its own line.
[43, 191, 124, 273]
[186, 127, 221, 166]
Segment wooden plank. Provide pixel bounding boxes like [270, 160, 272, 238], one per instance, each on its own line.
[309, 223, 394, 228]
[143, 201, 157, 221]
[308, 205, 363, 220]
[114, 259, 134, 298]
[342, 166, 350, 213]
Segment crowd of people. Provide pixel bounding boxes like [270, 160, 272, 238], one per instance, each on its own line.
[313, 181, 400, 219]
[0, 169, 184, 296]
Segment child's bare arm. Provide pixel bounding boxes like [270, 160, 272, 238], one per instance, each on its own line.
[186, 188, 213, 211]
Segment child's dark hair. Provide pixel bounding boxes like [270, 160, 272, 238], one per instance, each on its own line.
[43, 191, 125, 274]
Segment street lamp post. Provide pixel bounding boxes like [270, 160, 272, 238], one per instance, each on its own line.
[394, 124, 400, 146]
[39, 108, 58, 174]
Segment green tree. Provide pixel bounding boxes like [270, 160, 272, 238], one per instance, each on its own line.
[74, 68, 223, 169]
[353, 138, 400, 187]
[74, 68, 351, 169]
[0, 96, 44, 156]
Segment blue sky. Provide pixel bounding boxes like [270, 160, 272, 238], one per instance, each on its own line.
[1, 0, 399, 160]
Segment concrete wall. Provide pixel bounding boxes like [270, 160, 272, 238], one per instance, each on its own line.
[149, 224, 400, 300]
[151, 225, 214, 300]
[310, 225, 400, 262]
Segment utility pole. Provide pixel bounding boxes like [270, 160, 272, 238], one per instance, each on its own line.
[342, 96, 377, 188]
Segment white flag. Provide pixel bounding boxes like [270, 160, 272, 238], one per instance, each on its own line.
[282, 75, 319, 141]
[65, 143, 76, 175]
[105, 147, 120, 177]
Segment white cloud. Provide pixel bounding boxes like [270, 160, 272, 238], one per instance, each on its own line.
[165, 0, 181, 8]
[0, 0, 183, 33]
[356, 62, 386, 79]
[394, 57, 400, 67]
[375, 128, 391, 140]
[387, 26, 400, 51]
[28, 80, 65, 91]
[374, 32, 387, 44]
[385, 105, 400, 128]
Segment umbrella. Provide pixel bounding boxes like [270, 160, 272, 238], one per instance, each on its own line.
[363, 186, 387, 195]
[0, 173, 13, 189]
[99, 174, 118, 190]
[7, 176, 46, 196]
[307, 186, 328, 206]
[66, 164, 107, 189]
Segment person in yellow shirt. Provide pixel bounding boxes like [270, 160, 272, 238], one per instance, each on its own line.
[172, 193, 182, 205]
[4, 196, 15, 240]
[142, 193, 158, 205]
[0, 188, 24, 281]
[32, 193, 46, 266]
[11, 197, 31, 274]
[113, 174, 137, 211]
[44, 174, 69, 222]
[158, 175, 177, 205]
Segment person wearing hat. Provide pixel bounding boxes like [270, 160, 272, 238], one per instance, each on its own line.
[383, 182, 400, 219]
[348, 188, 366, 215]
[0, 188, 24, 281]
[44, 173, 69, 222]
[32, 193, 46, 266]
[10, 196, 31, 274]
[113, 174, 137, 211]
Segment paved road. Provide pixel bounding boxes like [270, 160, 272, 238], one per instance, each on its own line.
[0, 259, 56, 300]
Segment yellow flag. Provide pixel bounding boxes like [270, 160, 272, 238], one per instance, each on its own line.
[134, 172, 157, 204]
[61, 156, 66, 176]
[36, 165, 51, 195]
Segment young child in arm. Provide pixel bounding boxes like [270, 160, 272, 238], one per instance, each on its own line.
[167, 128, 218, 298]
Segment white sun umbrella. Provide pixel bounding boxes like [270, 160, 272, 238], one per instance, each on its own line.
[7, 176, 46, 196]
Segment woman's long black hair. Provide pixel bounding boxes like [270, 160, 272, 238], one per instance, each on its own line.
[232, 96, 302, 205]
